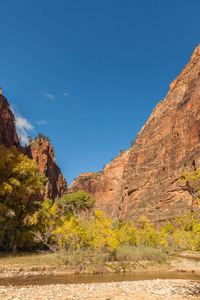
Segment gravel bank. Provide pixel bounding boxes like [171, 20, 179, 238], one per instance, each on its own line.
[0, 279, 200, 300]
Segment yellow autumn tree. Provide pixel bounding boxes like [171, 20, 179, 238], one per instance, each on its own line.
[86, 210, 119, 252]
[31, 198, 62, 252]
[0, 145, 47, 252]
[136, 216, 160, 246]
[113, 218, 137, 246]
[173, 213, 200, 251]
[53, 216, 88, 251]
[180, 168, 200, 212]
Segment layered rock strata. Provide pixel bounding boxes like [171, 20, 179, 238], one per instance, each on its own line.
[69, 44, 200, 222]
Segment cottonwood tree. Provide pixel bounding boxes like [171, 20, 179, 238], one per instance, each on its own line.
[55, 191, 95, 218]
[0, 145, 47, 252]
[31, 198, 62, 252]
[32, 192, 95, 252]
[180, 168, 200, 212]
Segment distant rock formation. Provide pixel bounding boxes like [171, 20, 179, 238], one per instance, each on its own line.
[25, 140, 67, 199]
[0, 94, 67, 200]
[69, 44, 200, 222]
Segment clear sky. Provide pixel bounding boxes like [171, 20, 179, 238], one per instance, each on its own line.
[0, 0, 200, 185]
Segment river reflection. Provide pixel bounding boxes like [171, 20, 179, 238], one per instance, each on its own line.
[0, 270, 200, 286]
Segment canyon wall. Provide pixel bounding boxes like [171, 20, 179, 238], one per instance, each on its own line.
[69, 44, 200, 222]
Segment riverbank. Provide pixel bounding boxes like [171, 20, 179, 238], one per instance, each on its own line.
[0, 279, 200, 299]
[0, 261, 168, 278]
[0, 254, 200, 299]
[0, 252, 200, 278]
[0, 257, 200, 278]
[0, 248, 168, 277]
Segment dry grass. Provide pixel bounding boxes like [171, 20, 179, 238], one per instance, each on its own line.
[0, 251, 62, 268]
[0, 249, 106, 270]
[0, 246, 167, 271]
[59, 248, 107, 272]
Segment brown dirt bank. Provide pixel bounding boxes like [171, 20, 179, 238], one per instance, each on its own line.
[0, 255, 200, 278]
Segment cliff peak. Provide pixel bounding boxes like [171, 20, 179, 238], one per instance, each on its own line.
[191, 43, 200, 60]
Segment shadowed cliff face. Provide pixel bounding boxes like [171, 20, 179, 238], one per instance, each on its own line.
[0, 94, 67, 200]
[69, 44, 200, 222]
[0, 94, 20, 148]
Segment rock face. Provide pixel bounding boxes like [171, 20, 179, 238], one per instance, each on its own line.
[0, 94, 67, 200]
[25, 140, 67, 200]
[69, 44, 200, 222]
[0, 94, 20, 148]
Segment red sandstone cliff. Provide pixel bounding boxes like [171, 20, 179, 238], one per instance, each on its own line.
[69, 44, 200, 222]
[0, 94, 67, 200]
[25, 140, 67, 199]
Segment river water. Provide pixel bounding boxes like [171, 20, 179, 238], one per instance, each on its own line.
[0, 270, 199, 286]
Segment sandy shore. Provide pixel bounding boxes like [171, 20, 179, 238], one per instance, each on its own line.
[0, 279, 200, 299]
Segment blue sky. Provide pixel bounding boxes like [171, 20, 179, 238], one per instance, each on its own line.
[0, 0, 200, 185]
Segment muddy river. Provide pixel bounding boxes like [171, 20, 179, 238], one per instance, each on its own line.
[0, 270, 199, 286]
